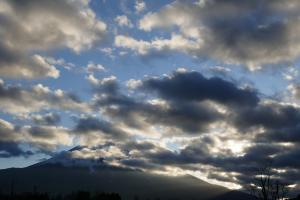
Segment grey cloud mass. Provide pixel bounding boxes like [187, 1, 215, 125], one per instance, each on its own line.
[32, 113, 61, 126]
[1, 0, 300, 192]
[0, 80, 87, 114]
[0, 0, 106, 79]
[84, 70, 300, 190]
[74, 116, 128, 139]
[91, 73, 225, 134]
[2, 68, 300, 191]
[0, 118, 72, 157]
[129, 0, 300, 69]
[142, 71, 259, 106]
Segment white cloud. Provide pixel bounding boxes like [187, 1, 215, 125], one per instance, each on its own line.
[135, 0, 146, 13]
[283, 67, 298, 81]
[86, 62, 106, 73]
[0, 0, 107, 79]
[45, 57, 76, 71]
[87, 74, 117, 86]
[126, 79, 142, 90]
[100, 48, 113, 55]
[114, 15, 133, 28]
[0, 52, 60, 79]
[288, 84, 300, 101]
[115, 34, 202, 55]
[136, 0, 300, 69]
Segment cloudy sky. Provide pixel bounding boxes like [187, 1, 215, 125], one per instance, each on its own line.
[1, 0, 300, 191]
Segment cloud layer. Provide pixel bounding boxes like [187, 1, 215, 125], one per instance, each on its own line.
[0, 0, 106, 79]
[1, 0, 300, 193]
[0, 80, 87, 114]
[115, 0, 300, 70]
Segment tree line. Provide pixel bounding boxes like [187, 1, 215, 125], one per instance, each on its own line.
[0, 191, 121, 200]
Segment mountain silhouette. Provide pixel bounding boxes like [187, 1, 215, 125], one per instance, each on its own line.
[0, 148, 254, 200]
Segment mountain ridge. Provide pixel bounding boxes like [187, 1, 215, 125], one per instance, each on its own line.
[0, 149, 254, 200]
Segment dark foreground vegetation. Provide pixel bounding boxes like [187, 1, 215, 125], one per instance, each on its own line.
[0, 190, 300, 200]
[291, 195, 300, 200]
[0, 191, 121, 200]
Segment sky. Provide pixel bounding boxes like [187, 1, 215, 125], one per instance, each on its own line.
[1, 0, 300, 191]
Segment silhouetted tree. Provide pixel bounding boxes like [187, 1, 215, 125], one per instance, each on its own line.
[133, 195, 139, 200]
[65, 191, 90, 200]
[10, 180, 15, 198]
[93, 192, 121, 200]
[289, 194, 300, 200]
[0, 191, 122, 200]
[246, 164, 290, 200]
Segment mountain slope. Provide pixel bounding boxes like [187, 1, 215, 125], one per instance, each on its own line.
[0, 152, 253, 200]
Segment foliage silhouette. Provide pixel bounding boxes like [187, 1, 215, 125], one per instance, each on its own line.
[245, 163, 290, 200]
[0, 191, 121, 200]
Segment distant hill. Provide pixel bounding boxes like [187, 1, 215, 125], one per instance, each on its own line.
[0, 150, 254, 200]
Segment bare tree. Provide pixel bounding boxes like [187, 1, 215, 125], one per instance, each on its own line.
[246, 164, 289, 200]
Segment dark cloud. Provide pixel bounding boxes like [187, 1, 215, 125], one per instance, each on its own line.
[0, 118, 72, 156]
[146, 101, 222, 133]
[0, 119, 34, 157]
[142, 71, 259, 106]
[91, 71, 300, 141]
[0, 118, 22, 142]
[92, 71, 259, 134]
[0, 80, 87, 114]
[1, 0, 300, 192]
[32, 113, 61, 126]
[121, 141, 156, 153]
[92, 73, 225, 134]
[260, 125, 300, 143]
[74, 116, 128, 139]
[121, 159, 162, 170]
[2, 67, 300, 190]
[232, 103, 300, 131]
[27, 126, 62, 139]
[84, 70, 300, 190]
[0, 141, 33, 158]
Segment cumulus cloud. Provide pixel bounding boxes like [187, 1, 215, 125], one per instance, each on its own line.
[114, 15, 133, 28]
[74, 116, 128, 140]
[0, 0, 106, 79]
[115, 34, 201, 56]
[141, 70, 259, 106]
[45, 57, 76, 71]
[126, 79, 142, 90]
[90, 74, 224, 134]
[0, 118, 73, 157]
[89, 71, 260, 135]
[86, 61, 106, 74]
[0, 141, 33, 158]
[232, 101, 300, 131]
[83, 69, 300, 189]
[133, 0, 300, 69]
[0, 80, 88, 114]
[135, 0, 146, 13]
[208, 66, 231, 77]
[0, 50, 60, 79]
[0, 119, 23, 144]
[31, 113, 61, 126]
[23, 125, 73, 152]
[288, 84, 300, 101]
[2, 67, 300, 189]
[3, 0, 300, 191]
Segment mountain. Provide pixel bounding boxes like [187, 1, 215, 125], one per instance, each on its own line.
[0, 149, 253, 200]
